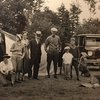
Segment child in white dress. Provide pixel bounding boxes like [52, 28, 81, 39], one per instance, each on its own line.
[62, 46, 73, 80]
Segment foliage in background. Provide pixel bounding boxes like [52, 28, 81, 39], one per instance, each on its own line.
[0, 0, 100, 42]
[0, 0, 44, 34]
[28, 8, 60, 42]
[57, 4, 71, 42]
[70, 4, 82, 36]
[76, 18, 100, 34]
[83, 0, 98, 15]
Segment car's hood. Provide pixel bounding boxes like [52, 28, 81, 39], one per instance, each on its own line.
[85, 46, 100, 51]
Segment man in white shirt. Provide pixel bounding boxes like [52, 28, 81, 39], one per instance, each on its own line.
[0, 54, 15, 86]
[62, 46, 73, 80]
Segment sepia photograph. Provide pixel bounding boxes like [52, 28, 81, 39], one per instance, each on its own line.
[0, 0, 100, 100]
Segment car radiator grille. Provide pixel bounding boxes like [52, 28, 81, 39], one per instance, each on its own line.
[95, 50, 100, 58]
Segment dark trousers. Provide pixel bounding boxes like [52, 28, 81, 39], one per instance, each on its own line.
[28, 57, 41, 79]
[0, 46, 3, 62]
[47, 53, 58, 76]
[70, 60, 79, 80]
[58, 52, 63, 74]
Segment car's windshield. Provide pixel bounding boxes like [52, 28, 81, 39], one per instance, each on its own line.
[85, 37, 100, 46]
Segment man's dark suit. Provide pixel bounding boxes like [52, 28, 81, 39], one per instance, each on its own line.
[0, 30, 6, 62]
[29, 38, 42, 79]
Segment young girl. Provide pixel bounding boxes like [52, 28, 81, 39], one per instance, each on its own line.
[62, 46, 73, 80]
[79, 52, 90, 77]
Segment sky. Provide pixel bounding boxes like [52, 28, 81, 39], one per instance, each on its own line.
[43, 0, 100, 22]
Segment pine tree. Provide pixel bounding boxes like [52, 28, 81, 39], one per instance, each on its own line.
[57, 4, 71, 41]
[83, 0, 97, 15]
[70, 4, 82, 36]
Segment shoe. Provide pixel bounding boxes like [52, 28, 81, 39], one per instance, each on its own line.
[77, 78, 81, 81]
[54, 75, 57, 79]
[11, 83, 14, 87]
[21, 78, 25, 81]
[70, 75, 72, 78]
[33, 77, 39, 80]
[11, 81, 14, 86]
[28, 77, 32, 80]
[3, 84, 8, 87]
[65, 78, 68, 80]
[64, 77, 68, 80]
[47, 75, 50, 78]
[69, 77, 72, 80]
[35, 78, 39, 80]
[15, 80, 21, 83]
[28, 75, 32, 79]
[21, 77, 25, 81]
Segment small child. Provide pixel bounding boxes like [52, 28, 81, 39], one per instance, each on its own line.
[78, 52, 90, 77]
[62, 46, 73, 80]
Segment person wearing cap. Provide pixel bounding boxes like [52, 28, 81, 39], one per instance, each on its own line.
[44, 27, 61, 78]
[29, 31, 42, 79]
[70, 37, 80, 81]
[0, 54, 15, 86]
[10, 34, 25, 82]
[78, 52, 90, 77]
[0, 23, 6, 62]
[62, 46, 73, 80]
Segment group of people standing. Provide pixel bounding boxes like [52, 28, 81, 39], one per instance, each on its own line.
[0, 26, 84, 87]
[0, 28, 42, 86]
[10, 30, 42, 83]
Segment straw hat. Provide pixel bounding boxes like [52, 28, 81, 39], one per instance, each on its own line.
[36, 31, 42, 37]
[64, 46, 70, 50]
[51, 27, 58, 32]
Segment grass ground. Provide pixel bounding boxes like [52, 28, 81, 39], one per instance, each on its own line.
[0, 71, 100, 100]
[4, 29, 100, 100]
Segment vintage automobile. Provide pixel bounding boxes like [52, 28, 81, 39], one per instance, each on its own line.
[77, 34, 100, 67]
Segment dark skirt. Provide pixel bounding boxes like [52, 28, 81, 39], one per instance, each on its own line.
[22, 56, 30, 74]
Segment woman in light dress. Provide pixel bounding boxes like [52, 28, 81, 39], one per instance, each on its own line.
[10, 34, 25, 82]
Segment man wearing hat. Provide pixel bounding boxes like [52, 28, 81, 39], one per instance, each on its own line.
[44, 27, 61, 78]
[29, 31, 42, 79]
[0, 54, 15, 86]
[0, 23, 6, 62]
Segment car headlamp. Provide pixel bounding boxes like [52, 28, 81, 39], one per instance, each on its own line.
[88, 51, 93, 56]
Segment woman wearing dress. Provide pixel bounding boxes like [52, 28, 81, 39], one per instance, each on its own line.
[21, 31, 30, 80]
[10, 34, 25, 82]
